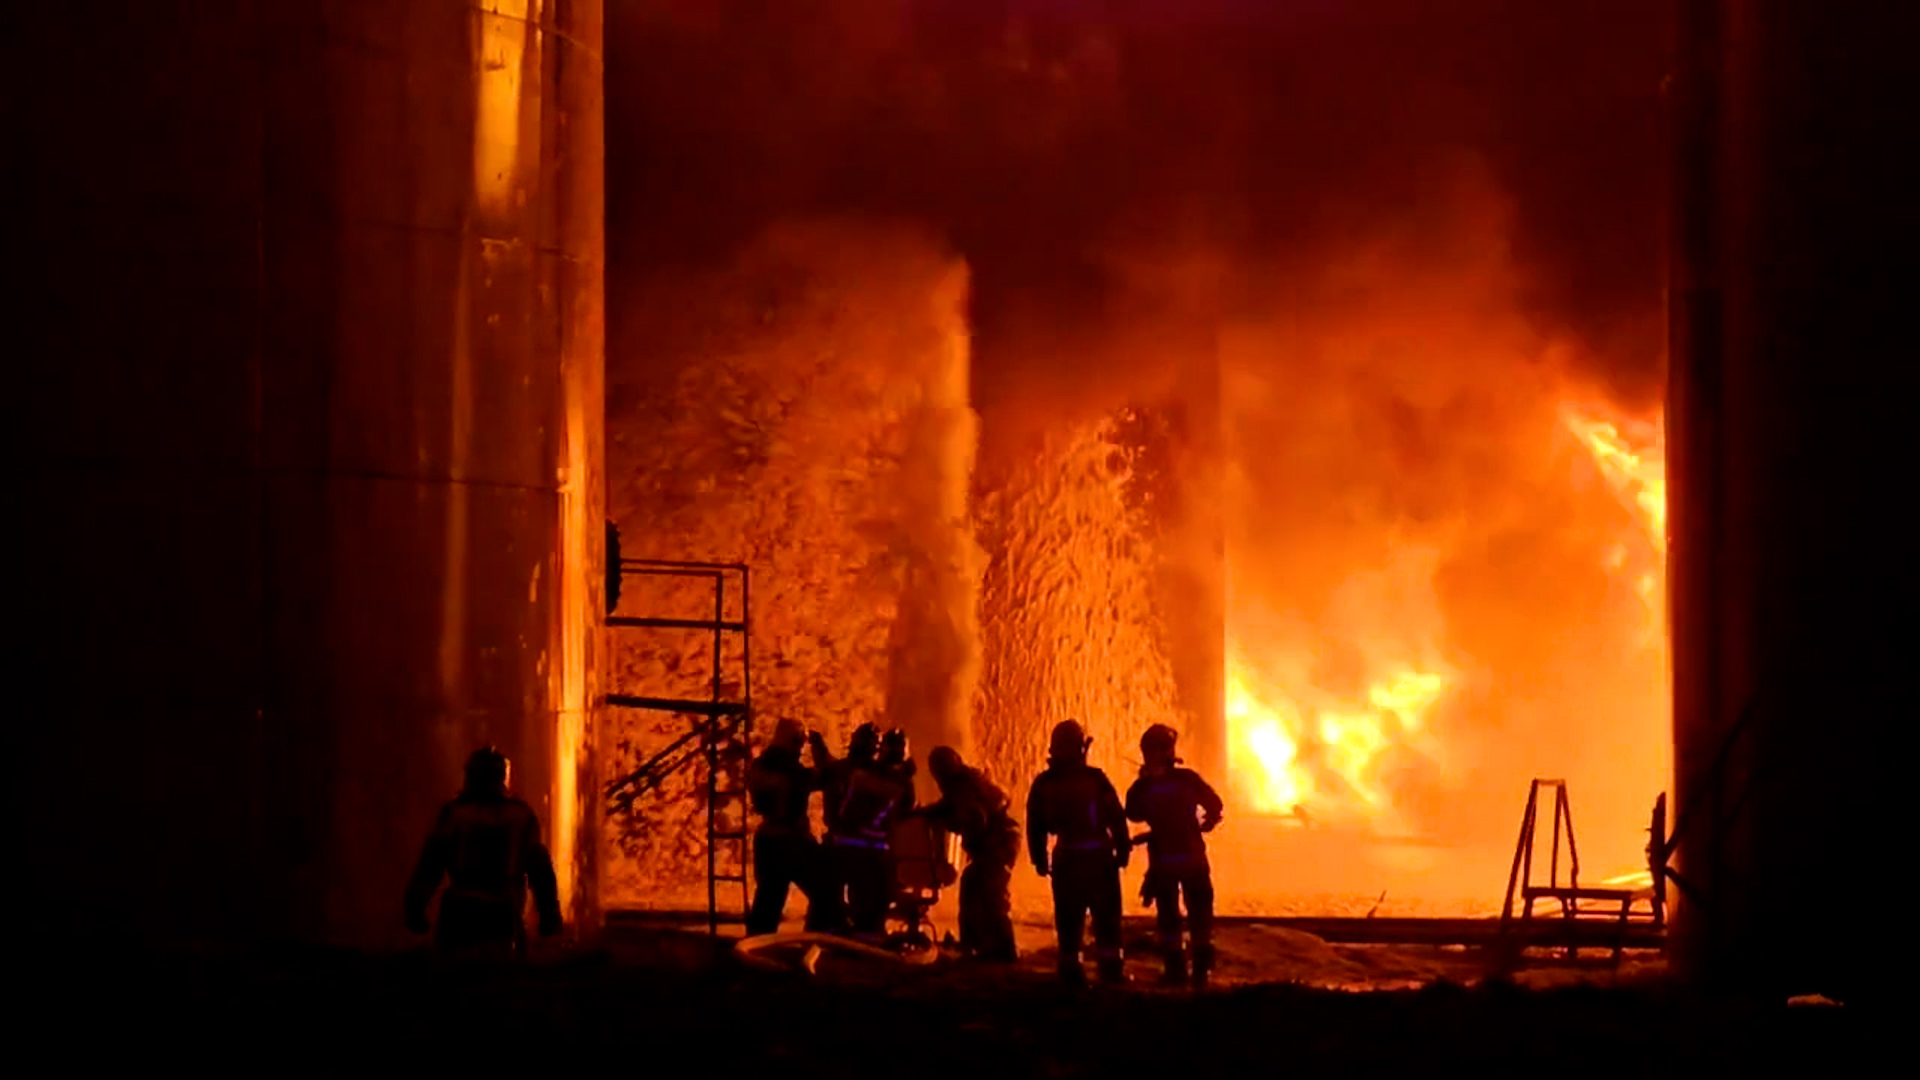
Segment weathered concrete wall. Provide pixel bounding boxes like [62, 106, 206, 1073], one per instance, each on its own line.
[972, 412, 1184, 806]
[605, 220, 975, 906]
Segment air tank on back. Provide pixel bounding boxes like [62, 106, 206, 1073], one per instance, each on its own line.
[17, 1, 605, 946]
[1668, 1, 1912, 1001]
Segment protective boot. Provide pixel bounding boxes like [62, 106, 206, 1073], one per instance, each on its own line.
[1191, 943, 1215, 990]
[1059, 958, 1088, 988]
[1158, 946, 1189, 987]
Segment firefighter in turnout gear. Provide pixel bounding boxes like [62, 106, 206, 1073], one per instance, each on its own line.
[815, 723, 913, 935]
[1125, 723, 1224, 988]
[404, 746, 562, 958]
[917, 745, 1022, 961]
[1026, 720, 1130, 985]
[746, 717, 824, 935]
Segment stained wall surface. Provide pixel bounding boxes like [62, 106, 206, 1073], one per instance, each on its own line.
[16, 0, 605, 946]
[1668, 0, 1912, 1000]
[603, 221, 974, 906]
[972, 412, 1185, 804]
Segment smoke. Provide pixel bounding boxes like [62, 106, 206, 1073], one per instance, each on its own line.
[609, 0, 1666, 410]
[878, 259, 982, 775]
[1212, 166, 1669, 901]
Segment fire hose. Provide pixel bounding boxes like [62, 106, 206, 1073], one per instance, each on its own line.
[734, 932, 941, 975]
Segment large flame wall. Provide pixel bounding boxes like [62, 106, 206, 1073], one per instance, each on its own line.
[1211, 175, 1670, 906]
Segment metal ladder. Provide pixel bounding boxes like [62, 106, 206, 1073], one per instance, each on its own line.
[1497, 779, 1662, 966]
[603, 555, 753, 937]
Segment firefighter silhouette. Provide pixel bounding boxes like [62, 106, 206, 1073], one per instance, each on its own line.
[1125, 723, 1224, 987]
[1026, 720, 1130, 985]
[746, 717, 826, 934]
[404, 746, 561, 957]
[813, 723, 912, 935]
[919, 745, 1021, 961]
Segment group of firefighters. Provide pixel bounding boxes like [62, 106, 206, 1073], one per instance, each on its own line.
[405, 718, 1224, 988]
[747, 719, 935, 941]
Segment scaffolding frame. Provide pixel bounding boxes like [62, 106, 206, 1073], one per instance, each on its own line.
[604, 558, 753, 937]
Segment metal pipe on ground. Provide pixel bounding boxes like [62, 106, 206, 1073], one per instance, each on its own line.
[735, 932, 943, 975]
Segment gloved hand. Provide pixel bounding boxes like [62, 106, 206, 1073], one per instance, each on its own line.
[1114, 844, 1130, 870]
[405, 909, 431, 936]
[1033, 859, 1049, 878]
[1201, 814, 1221, 833]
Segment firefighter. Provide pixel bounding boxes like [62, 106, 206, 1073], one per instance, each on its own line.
[814, 723, 911, 936]
[1125, 723, 1224, 987]
[746, 717, 824, 935]
[917, 746, 1021, 962]
[404, 745, 562, 958]
[813, 722, 880, 844]
[1026, 719, 1130, 986]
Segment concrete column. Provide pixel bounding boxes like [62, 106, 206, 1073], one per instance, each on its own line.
[18, 0, 604, 947]
[1668, 0, 1913, 1000]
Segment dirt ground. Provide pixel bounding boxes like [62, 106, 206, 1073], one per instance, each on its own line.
[24, 919, 1872, 1072]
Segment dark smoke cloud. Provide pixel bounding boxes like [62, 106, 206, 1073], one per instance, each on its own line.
[608, 0, 1666, 411]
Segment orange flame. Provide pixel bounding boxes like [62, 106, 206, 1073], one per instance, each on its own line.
[1226, 644, 1450, 830]
[1225, 397, 1668, 843]
[1561, 405, 1666, 554]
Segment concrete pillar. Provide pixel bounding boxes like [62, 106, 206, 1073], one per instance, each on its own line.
[18, 0, 604, 947]
[1668, 0, 1913, 1000]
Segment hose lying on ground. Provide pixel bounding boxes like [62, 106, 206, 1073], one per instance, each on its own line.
[734, 932, 941, 974]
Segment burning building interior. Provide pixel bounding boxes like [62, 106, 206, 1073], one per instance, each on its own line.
[14, 0, 1905, 1061]
[601, 0, 1686, 948]
[602, 0, 1674, 922]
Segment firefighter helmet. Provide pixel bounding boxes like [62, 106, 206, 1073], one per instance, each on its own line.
[771, 717, 807, 751]
[1049, 719, 1091, 763]
[880, 727, 910, 766]
[1140, 723, 1180, 763]
[464, 745, 510, 794]
[928, 745, 965, 782]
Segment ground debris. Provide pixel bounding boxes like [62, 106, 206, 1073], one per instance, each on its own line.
[20, 926, 1879, 1071]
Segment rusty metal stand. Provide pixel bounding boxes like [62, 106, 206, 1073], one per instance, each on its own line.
[1495, 779, 1666, 972]
[603, 558, 754, 938]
